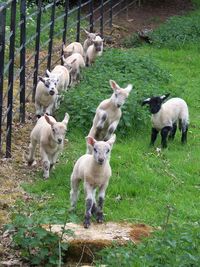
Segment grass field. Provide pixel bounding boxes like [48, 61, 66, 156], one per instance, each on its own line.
[10, 4, 200, 266]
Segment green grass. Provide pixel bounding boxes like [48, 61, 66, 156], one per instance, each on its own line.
[11, 4, 200, 266]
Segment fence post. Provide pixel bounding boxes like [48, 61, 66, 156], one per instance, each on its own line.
[0, 3, 6, 154]
[109, 0, 113, 28]
[100, 0, 104, 37]
[47, 0, 56, 71]
[19, 0, 26, 123]
[6, 0, 16, 158]
[89, 0, 94, 32]
[76, 0, 81, 42]
[62, 0, 69, 46]
[32, 0, 42, 102]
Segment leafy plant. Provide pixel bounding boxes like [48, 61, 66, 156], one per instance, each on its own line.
[5, 214, 69, 266]
[96, 222, 200, 267]
[57, 48, 170, 136]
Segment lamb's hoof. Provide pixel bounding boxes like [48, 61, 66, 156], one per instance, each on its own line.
[27, 160, 34, 166]
[96, 212, 104, 223]
[83, 220, 91, 229]
[43, 174, 49, 179]
[68, 206, 75, 213]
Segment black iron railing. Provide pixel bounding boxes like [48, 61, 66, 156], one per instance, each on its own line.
[0, 0, 138, 158]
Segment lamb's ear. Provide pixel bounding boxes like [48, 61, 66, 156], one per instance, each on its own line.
[46, 69, 51, 77]
[44, 114, 54, 126]
[141, 98, 151, 106]
[107, 134, 116, 147]
[125, 84, 133, 94]
[62, 55, 67, 63]
[109, 80, 120, 91]
[86, 136, 96, 147]
[160, 93, 170, 102]
[70, 58, 77, 65]
[83, 28, 89, 35]
[62, 113, 70, 126]
[38, 76, 45, 84]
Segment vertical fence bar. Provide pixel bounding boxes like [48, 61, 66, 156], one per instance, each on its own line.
[76, 0, 81, 42]
[100, 0, 104, 37]
[109, 0, 113, 28]
[0, 3, 6, 154]
[47, 0, 56, 71]
[19, 0, 26, 123]
[32, 0, 42, 102]
[6, 0, 16, 158]
[62, 0, 69, 45]
[89, 0, 94, 32]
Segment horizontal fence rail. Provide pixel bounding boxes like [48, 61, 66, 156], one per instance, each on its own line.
[0, 0, 139, 157]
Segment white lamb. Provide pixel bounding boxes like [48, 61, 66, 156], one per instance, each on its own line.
[142, 93, 189, 148]
[85, 35, 104, 66]
[63, 42, 84, 58]
[87, 80, 132, 153]
[26, 113, 70, 179]
[46, 65, 70, 93]
[70, 134, 116, 228]
[35, 76, 58, 117]
[46, 65, 71, 108]
[83, 29, 99, 53]
[62, 53, 85, 85]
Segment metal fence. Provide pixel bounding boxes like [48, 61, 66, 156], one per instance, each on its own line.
[0, 0, 138, 158]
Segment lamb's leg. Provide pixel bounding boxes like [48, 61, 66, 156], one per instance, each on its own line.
[181, 120, 188, 144]
[96, 183, 108, 223]
[50, 151, 60, 169]
[40, 147, 50, 179]
[91, 189, 97, 215]
[35, 103, 43, 118]
[83, 183, 93, 228]
[104, 120, 118, 141]
[96, 111, 108, 131]
[161, 126, 171, 148]
[46, 101, 55, 115]
[169, 123, 177, 140]
[70, 174, 80, 210]
[150, 127, 159, 146]
[26, 139, 37, 165]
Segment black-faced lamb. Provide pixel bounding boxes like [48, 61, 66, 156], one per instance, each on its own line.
[142, 93, 189, 148]
[26, 113, 70, 179]
[87, 80, 132, 153]
[70, 134, 116, 228]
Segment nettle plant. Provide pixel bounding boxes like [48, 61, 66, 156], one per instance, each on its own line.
[57, 49, 170, 136]
[5, 214, 70, 266]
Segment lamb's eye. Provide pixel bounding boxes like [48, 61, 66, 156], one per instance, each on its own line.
[106, 149, 110, 154]
[52, 128, 55, 133]
[94, 148, 97, 153]
[115, 93, 118, 97]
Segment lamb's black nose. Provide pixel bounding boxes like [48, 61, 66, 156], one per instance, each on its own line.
[58, 138, 62, 144]
[98, 158, 104, 164]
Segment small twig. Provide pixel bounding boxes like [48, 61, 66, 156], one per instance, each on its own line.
[76, 245, 86, 267]
[58, 212, 69, 267]
[163, 205, 173, 231]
